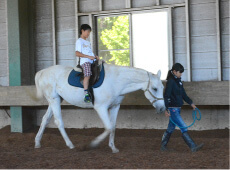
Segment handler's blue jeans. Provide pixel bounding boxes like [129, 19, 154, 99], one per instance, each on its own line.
[167, 107, 188, 134]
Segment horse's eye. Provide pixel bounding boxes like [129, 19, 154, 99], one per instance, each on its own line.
[153, 88, 157, 91]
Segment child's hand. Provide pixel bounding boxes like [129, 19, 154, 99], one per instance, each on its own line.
[191, 104, 197, 110]
[165, 110, 170, 117]
[95, 56, 99, 60]
[88, 56, 95, 60]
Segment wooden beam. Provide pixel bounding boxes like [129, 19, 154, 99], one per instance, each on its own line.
[78, 3, 185, 16]
[185, 0, 192, 81]
[216, 0, 222, 81]
[51, 0, 57, 65]
[0, 81, 228, 106]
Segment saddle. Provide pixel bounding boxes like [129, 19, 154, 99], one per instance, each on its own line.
[68, 60, 105, 88]
[77, 60, 101, 85]
[68, 60, 105, 104]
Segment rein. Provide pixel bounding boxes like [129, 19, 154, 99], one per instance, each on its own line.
[144, 72, 164, 104]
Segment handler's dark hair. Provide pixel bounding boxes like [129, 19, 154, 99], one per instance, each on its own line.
[166, 63, 184, 80]
[80, 24, 91, 35]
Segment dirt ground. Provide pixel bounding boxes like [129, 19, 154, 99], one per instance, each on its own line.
[0, 126, 229, 169]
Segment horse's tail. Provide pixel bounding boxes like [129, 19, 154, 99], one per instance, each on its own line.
[26, 71, 44, 101]
[34, 71, 44, 100]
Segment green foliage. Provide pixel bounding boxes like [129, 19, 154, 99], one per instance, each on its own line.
[98, 15, 130, 66]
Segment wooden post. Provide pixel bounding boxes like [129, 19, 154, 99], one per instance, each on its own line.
[126, 0, 131, 8]
[185, 0, 192, 81]
[129, 13, 133, 66]
[168, 7, 174, 70]
[75, 0, 79, 64]
[216, 0, 222, 81]
[7, 0, 22, 132]
[156, 0, 160, 6]
[51, 0, 57, 65]
[99, 0, 103, 11]
[7, 0, 33, 132]
[89, 14, 96, 54]
[75, 0, 79, 39]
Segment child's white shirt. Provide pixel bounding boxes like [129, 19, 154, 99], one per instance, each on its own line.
[75, 38, 95, 65]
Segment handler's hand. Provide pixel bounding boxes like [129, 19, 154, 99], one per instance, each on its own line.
[165, 110, 170, 117]
[191, 104, 197, 110]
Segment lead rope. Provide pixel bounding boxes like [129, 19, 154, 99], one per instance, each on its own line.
[169, 108, 202, 128]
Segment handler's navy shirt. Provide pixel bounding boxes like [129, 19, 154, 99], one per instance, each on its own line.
[164, 72, 193, 109]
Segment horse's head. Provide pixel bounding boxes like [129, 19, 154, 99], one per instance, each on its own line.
[144, 70, 166, 114]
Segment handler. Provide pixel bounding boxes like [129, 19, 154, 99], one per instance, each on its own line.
[161, 63, 204, 152]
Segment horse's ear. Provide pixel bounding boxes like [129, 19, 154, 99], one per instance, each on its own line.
[157, 70, 161, 78]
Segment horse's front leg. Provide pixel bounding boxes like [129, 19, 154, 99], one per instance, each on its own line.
[109, 104, 121, 153]
[90, 106, 112, 149]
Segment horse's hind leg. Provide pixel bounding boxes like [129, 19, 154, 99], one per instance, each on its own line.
[50, 97, 75, 149]
[109, 104, 120, 153]
[35, 105, 53, 148]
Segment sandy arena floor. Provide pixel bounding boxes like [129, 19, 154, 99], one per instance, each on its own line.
[0, 126, 229, 169]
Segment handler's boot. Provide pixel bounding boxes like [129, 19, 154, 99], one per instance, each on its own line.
[182, 131, 204, 152]
[160, 131, 171, 151]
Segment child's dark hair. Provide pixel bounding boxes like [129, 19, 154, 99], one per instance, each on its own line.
[166, 63, 184, 80]
[80, 24, 91, 35]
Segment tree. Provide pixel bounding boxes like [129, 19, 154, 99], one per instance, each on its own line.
[98, 15, 130, 66]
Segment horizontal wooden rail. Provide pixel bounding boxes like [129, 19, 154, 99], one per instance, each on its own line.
[0, 81, 229, 106]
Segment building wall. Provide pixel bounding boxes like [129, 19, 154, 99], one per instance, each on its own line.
[35, 106, 229, 130]
[34, 0, 54, 71]
[56, 0, 76, 66]
[190, 0, 219, 81]
[30, 0, 230, 81]
[220, 0, 229, 80]
[0, 0, 229, 130]
[0, 0, 8, 86]
[0, 0, 10, 128]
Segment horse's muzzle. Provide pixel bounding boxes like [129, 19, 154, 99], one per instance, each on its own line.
[158, 107, 165, 114]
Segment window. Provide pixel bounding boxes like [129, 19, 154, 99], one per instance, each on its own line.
[97, 15, 130, 66]
[132, 11, 169, 80]
[96, 10, 169, 79]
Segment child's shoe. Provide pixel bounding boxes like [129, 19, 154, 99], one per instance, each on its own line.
[84, 93, 91, 103]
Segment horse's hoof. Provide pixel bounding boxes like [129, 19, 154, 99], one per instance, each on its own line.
[35, 143, 41, 149]
[68, 144, 75, 149]
[89, 142, 99, 149]
[79, 144, 91, 151]
[112, 148, 119, 153]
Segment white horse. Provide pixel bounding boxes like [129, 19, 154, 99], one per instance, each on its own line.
[34, 63, 166, 153]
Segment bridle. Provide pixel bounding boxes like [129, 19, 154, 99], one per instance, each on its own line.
[144, 72, 164, 105]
